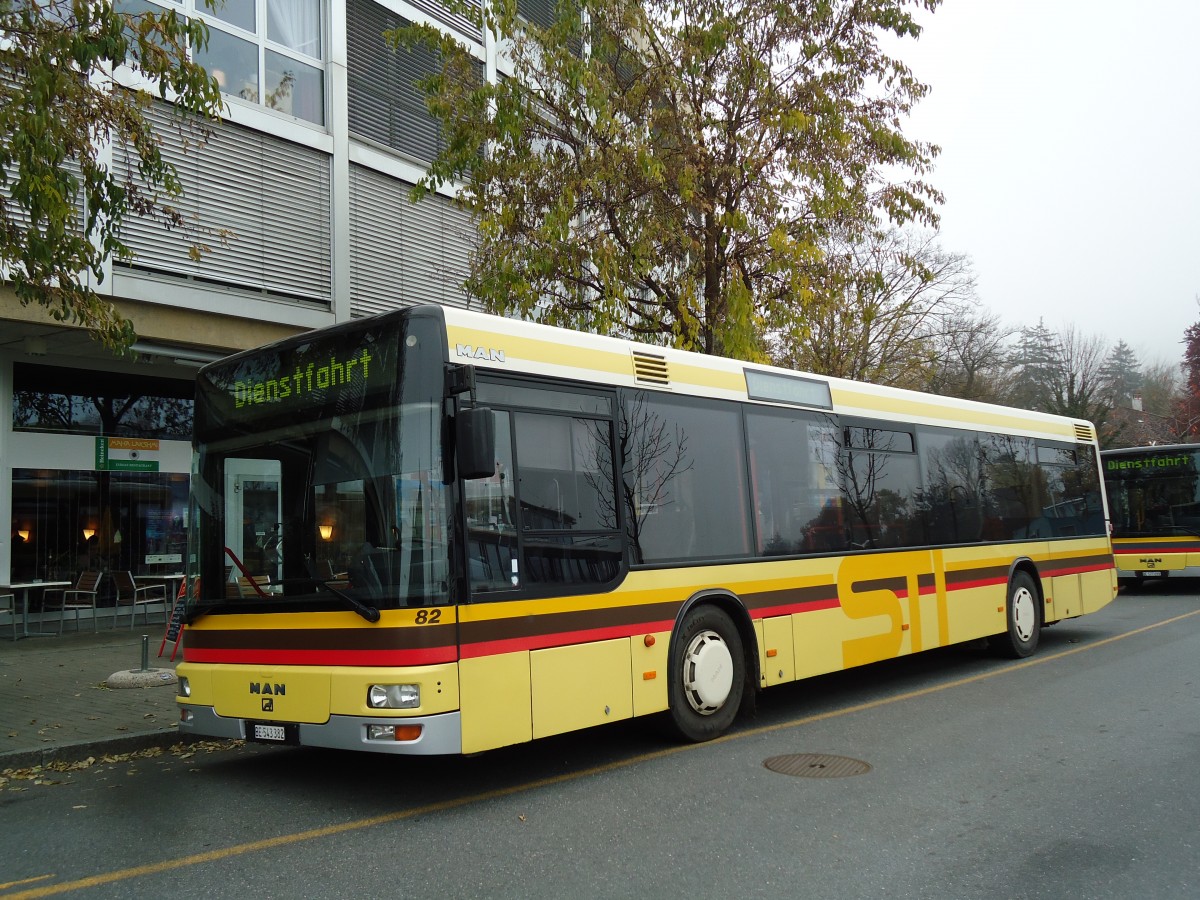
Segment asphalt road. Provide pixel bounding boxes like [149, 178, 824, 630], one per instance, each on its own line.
[2, 584, 1198, 899]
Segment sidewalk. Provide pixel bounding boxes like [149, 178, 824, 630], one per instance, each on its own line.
[0, 626, 188, 770]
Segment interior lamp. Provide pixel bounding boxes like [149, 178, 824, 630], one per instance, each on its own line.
[82, 527, 96, 541]
[17, 529, 30, 542]
[318, 523, 334, 541]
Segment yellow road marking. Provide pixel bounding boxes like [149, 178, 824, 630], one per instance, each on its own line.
[0, 878, 54, 892]
[8, 607, 1198, 899]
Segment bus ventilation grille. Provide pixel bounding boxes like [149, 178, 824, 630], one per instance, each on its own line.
[632, 350, 669, 385]
[1074, 424, 1095, 442]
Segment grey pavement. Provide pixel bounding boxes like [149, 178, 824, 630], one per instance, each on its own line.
[0, 625, 190, 770]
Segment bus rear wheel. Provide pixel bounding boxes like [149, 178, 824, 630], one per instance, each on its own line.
[989, 570, 1041, 659]
[666, 606, 745, 742]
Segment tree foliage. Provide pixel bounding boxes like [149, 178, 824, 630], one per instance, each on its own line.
[1138, 359, 1179, 419]
[920, 305, 1013, 403]
[772, 228, 977, 387]
[392, 0, 941, 357]
[1099, 340, 1142, 408]
[1007, 319, 1062, 412]
[1004, 320, 1127, 441]
[1044, 326, 1111, 426]
[1010, 322, 1109, 422]
[0, 0, 223, 350]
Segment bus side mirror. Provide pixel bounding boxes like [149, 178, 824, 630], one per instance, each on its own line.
[456, 407, 496, 480]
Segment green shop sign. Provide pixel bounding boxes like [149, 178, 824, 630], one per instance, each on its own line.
[95, 437, 160, 472]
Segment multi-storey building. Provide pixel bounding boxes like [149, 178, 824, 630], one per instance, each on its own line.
[0, 0, 542, 590]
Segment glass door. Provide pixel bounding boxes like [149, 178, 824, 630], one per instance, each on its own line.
[224, 460, 283, 582]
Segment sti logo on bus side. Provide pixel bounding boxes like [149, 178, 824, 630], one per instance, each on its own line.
[455, 344, 506, 363]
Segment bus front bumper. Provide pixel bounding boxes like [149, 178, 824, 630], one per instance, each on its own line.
[178, 705, 463, 755]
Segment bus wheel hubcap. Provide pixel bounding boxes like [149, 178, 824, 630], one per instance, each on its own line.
[682, 629, 734, 715]
[1013, 587, 1036, 642]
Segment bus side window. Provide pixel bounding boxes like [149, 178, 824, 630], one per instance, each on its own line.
[746, 410, 842, 556]
[622, 393, 752, 563]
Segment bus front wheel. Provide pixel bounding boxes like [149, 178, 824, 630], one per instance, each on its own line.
[666, 606, 745, 742]
[989, 571, 1041, 659]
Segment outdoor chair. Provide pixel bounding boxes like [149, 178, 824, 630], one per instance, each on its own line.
[112, 570, 167, 629]
[238, 574, 272, 598]
[226, 574, 271, 599]
[42, 571, 103, 634]
[0, 593, 15, 641]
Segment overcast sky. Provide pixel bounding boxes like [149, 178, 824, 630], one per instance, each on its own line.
[896, 0, 1199, 368]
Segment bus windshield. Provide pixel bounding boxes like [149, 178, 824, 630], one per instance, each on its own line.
[187, 312, 450, 616]
[1104, 447, 1200, 538]
[1099, 448, 1200, 540]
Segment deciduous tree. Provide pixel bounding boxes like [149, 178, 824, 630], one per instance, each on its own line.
[0, 0, 222, 350]
[1009, 322, 1110, 431]
[392, 0, 941, 357]
[921, 306, 1013, 403]
[1048, 326, 1111, 427]
[772, 228, 977, 387]
[1138, 359, 1179, 419]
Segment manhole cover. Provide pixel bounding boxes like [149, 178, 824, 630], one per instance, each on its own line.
[763, 753, 872, 778]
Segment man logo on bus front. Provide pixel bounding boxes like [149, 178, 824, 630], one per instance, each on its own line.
[455, 344, 506, 363]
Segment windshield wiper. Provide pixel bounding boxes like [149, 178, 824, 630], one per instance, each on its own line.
[282, 575, 381, 623]
[319, 579, 381, 623]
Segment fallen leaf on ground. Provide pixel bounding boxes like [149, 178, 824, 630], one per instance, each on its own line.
[1, 741, 241, 789]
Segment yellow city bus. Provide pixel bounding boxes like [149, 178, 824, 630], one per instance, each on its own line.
[176, 305, 1117, 754]
[1102, 444, 1200, 586]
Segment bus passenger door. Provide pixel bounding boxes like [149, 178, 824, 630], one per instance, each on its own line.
[224, 459, 283, 581]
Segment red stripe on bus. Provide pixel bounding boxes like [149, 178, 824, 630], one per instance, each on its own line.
[944, 575, 1010, 592]
[751, 598, 841, 618]
[460, 620, 675, 659]
[1041, 562, 1117, 577]
[1113, 547, 1195, 555]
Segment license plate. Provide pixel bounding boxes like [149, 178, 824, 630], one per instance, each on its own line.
[247, 721, 297, 744]
[253, 724, 286, 741]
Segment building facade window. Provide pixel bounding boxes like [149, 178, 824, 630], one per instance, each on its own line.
[517, 0, 557, 29]
[10, 470, 189, 584]
[8, 365, 194, 586]
[120, 0, 327, 125]
[346, 0, 482, 164]
[11, 364, 194, 440]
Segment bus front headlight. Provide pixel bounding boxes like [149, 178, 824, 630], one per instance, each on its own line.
[368, 683, 420, 709]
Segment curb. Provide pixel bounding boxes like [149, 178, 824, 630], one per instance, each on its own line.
[0, 729, 198, 771]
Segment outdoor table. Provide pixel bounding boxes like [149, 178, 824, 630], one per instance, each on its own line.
[0, 581, 72, 639]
